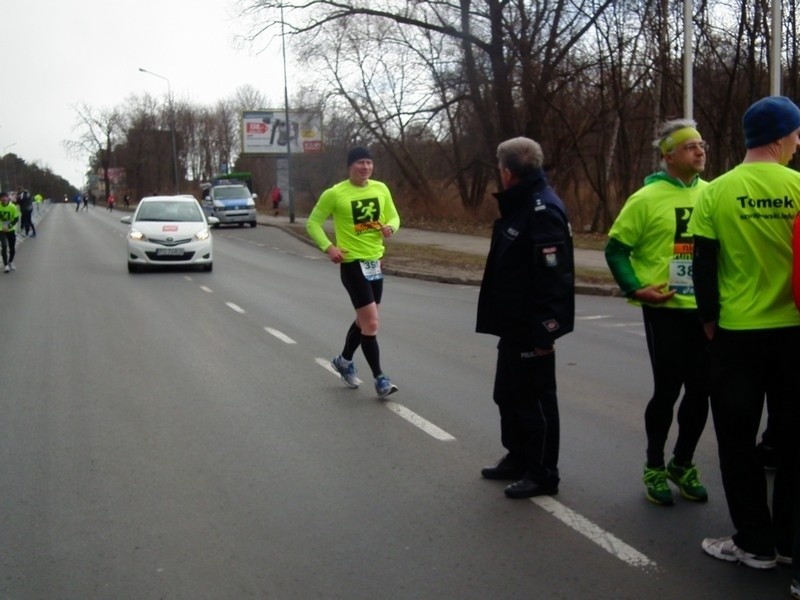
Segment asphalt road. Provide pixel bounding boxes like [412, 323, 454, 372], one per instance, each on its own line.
[0, 204, 785, 599]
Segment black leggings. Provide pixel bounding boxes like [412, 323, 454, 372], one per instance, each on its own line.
[641, 306, 710, 467]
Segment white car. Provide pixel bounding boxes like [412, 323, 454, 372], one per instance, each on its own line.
[121, 195, 219, 273]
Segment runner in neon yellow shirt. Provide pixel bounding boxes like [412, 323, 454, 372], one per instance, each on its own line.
[306, 146, 401, 398]
[605, 119, 710, 506]
[689, 96, 800, 579]
[0, 191, 20, 272]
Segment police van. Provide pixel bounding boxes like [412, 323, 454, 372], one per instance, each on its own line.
[200, 177, 257, 228]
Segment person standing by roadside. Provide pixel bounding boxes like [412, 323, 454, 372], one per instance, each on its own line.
[33, 192, 43, 214]
[604, 119, 711, 506]
[106, 193, 115, 212]
[0, 191, 20, 273]
[270, 185, 282, 216]
[306, 146, 401, 398]
[477, 137, 575, 499]
[16, 186, 36, 237]
[689, 96, 800, 586]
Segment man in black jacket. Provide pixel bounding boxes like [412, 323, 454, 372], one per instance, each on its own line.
[477, 136, 575, 499]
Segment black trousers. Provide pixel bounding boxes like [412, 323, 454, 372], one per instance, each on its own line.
[0, 231, 16, 265]
[709, 327, 799, 556]
[493, 340, 559, 486]
[641, 306, 711, 467]
[20, 209, 34, 234]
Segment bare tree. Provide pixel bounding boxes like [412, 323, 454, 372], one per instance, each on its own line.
[64, 102, 124, 201]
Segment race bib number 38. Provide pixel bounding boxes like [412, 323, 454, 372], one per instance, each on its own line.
[360, 260, 383, 281]
[668, 259, 694, 295]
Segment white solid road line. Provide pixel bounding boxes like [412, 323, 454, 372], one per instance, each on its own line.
[314, 357, 456, 442]
[532, 496, 656, 569]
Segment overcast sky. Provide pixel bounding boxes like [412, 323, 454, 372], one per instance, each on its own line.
[2, 0, 285, 189]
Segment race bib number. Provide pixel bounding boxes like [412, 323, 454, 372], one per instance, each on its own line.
[360, 260, 383, 281]
[668, 259, 694, 295]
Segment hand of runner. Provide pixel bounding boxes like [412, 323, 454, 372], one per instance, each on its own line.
[633, 283, 676, 304]
[326, 245, 347, 263]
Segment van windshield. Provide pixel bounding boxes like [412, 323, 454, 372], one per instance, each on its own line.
[215, 186, 249, 200]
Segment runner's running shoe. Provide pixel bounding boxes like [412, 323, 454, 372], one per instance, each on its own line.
[643, 465, 673, 506]
[375, 374, 398, 398]
[331, 355, 359, 389]
[666, 459, 708, 502]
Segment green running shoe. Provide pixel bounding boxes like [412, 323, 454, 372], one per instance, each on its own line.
[666, 459, 708, 502]
[643, 465, 674, 506]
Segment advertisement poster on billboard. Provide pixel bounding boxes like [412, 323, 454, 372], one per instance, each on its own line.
[242, 110, 323, 155]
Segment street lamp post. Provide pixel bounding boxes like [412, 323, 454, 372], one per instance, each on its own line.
[138, 67, 180, 194]
[280, 3, 295, 223]
[2, 143, 16, 192]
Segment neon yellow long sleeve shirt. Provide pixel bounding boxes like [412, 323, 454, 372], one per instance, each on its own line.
[306, 178, 401, 262]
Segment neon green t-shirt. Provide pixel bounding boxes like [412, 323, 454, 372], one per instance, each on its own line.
[688, 162, 800, 329]
[0, 201, 20, 232]
[306, 179, 401, 262]
[607, 172, 707, 309]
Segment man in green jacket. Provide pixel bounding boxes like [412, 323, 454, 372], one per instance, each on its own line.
[605, 120, 711, 506]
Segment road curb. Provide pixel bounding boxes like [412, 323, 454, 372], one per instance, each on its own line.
[261, 218, 618, 297]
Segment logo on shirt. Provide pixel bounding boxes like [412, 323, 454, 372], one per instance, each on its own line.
[351, 198, 382, 234]
[673, 207, 694, 256]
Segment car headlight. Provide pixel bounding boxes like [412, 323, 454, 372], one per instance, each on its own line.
[129, 229, 146, 241]
[247, 200, 256, 208]
[195, 228, 211, 241]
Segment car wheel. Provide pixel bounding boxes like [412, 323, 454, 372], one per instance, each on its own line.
[250, 221, 257, 228]
[127, 262, 138, 273]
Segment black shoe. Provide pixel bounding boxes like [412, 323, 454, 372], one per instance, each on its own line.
[504, 477, 558, 499]
[481, 455, 526, 481]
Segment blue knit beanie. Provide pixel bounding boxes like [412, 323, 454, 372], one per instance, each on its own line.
[743, 96, 800, 149]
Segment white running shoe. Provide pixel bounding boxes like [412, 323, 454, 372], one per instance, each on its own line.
[701, 536, 776, 569]
[9, 262, 15, 271]
[3, 264, 9, 273]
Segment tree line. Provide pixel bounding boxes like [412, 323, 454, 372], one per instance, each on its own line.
[70, 0, 800, 232]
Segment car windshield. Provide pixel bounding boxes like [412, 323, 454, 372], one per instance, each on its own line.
[136, 202, 204, 222]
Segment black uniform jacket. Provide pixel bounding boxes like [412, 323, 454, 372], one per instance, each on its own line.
[476, 170, 575, 348]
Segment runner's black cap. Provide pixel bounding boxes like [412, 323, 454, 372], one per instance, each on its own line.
[347, 146, 373, 166]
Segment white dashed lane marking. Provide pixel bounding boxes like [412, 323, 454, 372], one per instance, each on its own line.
[226, 302, 246, 314]
[265, 327, 296, 344]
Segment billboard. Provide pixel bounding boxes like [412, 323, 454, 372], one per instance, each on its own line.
[242, 110, 323, 155]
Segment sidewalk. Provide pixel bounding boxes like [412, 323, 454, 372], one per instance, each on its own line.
[258, 213, 618, 296]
